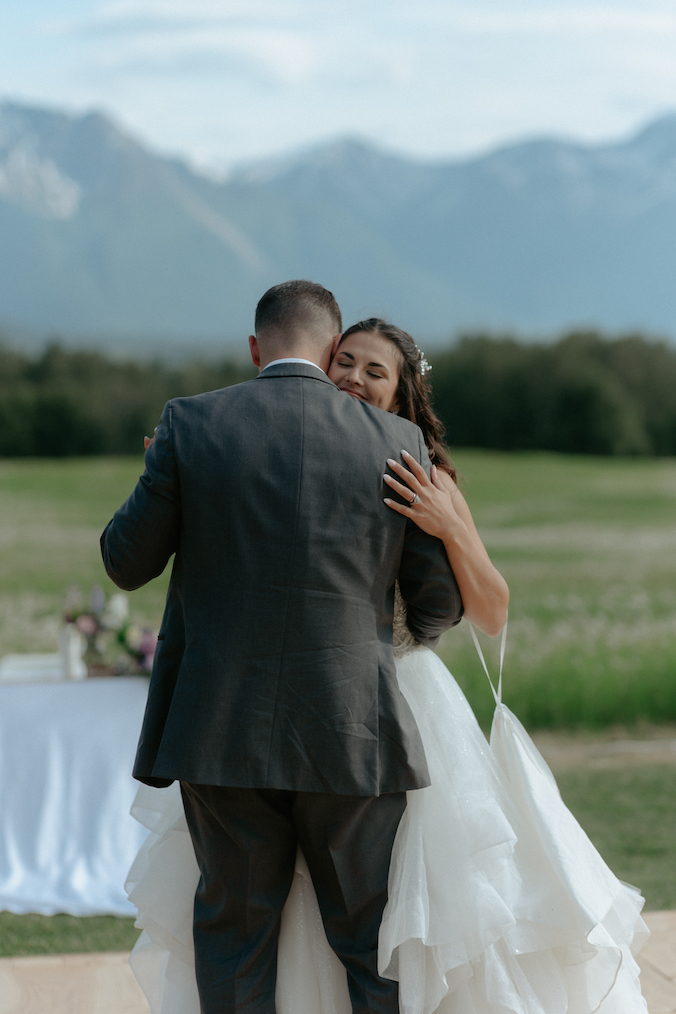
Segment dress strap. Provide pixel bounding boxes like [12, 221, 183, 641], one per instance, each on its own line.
[468, 618, 507, 706]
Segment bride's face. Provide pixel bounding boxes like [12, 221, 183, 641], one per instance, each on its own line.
[328, 331, 400, 412]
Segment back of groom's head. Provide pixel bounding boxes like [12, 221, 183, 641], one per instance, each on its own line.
[255, 280, 342, 354]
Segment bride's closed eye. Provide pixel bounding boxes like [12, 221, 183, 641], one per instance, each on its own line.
[335, 359, 384, 379]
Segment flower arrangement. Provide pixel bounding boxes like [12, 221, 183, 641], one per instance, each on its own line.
[63, 585, 157, 675]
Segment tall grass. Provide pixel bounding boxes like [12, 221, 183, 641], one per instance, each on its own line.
[2, 450, 676, 729]
[0, 456, 169, 655]
[438, 450, 676, 728]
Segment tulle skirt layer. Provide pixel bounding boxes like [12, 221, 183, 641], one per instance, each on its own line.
[126, 647, 648, 1014]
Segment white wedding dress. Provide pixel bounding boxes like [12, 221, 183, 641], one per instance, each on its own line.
[125, 597, 649, 1014]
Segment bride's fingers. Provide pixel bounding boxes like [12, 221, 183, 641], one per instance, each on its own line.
[383, 497, 412, 516]
[386, 457, 425, 494]
[400, 450, 430, 485]
[383, 473, 421, 501]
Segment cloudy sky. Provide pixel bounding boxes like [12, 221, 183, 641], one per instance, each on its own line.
[2, 0, 676, 172]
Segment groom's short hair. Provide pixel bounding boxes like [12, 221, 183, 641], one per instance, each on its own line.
[255, 280, 342, 341]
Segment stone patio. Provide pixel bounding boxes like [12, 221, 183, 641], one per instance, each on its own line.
[0, 910, 674, 1014]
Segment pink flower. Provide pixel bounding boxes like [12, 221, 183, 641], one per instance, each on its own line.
[75, 615, 97, 636]
[139, 629, 157, 671]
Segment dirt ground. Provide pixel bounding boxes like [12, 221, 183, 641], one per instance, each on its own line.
[531, 723, 676, 770]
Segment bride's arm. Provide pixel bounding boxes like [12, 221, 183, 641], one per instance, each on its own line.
[384, 451, 509, 637]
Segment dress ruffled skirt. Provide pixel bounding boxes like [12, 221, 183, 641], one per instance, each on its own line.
[125, 646, 648, 1014]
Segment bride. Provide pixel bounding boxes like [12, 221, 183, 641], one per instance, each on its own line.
[126, 320, 648, 1014]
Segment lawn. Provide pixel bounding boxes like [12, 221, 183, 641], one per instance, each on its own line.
[440, 450, 676, 729]
[556, 764, 676, 911]
[1, 450, 675, 955]
[0, 456, 170, 656]
[2, 450, 676, 726]
[0, 912, 140, 958]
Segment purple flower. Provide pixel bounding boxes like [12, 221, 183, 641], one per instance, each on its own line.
[89, 585, 106, 615]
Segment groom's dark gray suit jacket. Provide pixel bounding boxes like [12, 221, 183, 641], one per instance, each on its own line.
[101, 363, 463, 795]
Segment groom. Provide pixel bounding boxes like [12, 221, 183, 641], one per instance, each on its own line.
[101, 280, 463, 1014]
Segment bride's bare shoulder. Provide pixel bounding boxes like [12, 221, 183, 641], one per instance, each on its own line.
[435, 468, 461, 500]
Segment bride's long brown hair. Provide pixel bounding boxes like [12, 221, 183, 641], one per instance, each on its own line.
[340, 318, 457, 482]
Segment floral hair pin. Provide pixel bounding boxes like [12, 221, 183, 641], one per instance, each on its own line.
[415, 346, 432, 375]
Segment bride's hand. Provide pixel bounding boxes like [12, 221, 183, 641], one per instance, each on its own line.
[383, 450, 465, 540]
[386, 451, 510, 635]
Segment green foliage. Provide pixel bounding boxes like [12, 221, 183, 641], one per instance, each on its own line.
[0, 343, 256, 457]
[430, 331, 676, 456]
[3, 330, 676, 457]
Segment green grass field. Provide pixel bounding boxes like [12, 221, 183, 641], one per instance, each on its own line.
[0, 456, 170, 650]
[0, 912, 140, 958]
[441, 450, 676, 729]
[1, 450, 676, 954]
[557, 764, 676, 911]
[3, 450, 674, 728]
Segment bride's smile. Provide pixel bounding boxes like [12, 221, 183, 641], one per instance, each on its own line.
[328, 330, 400, 411]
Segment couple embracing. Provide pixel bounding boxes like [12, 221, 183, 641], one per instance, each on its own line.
[102, 280, 648, 1014]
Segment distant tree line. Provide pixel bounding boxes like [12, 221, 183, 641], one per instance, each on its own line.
[430, 331, 676, 456]
[0, 344, 256, 456]
[1, 331, 675, 457]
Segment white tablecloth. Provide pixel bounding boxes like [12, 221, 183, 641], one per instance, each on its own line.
[0, 678, 150, 916]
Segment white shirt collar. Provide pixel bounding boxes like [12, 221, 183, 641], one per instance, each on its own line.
[261, 358, 326, 375]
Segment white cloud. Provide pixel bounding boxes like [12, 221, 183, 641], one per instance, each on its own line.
[402, 6, 676, 34]
[3, 1, 676, 170]
[86, 24, 321, 85]
[79, 0, 676, 36]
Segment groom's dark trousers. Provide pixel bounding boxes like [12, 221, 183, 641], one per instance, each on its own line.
[101, 363, 463, 1013]
[181, 784, 407, 1014]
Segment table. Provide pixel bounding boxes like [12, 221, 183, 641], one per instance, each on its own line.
[0, 678, 150, 916]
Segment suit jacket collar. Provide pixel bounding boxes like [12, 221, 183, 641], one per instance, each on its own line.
[255, 362, 337, 387]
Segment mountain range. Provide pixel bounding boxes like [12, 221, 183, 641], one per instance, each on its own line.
[2, 101, 676, 351]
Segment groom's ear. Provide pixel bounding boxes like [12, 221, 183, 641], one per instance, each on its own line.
[248, 334, 261, 368]
[330, 333, 342, 359]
